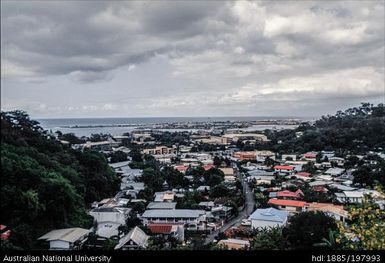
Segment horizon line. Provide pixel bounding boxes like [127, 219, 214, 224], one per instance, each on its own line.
[35, 115, 319, 120]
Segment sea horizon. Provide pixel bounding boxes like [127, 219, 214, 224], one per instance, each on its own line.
[37, 115, 312, 137]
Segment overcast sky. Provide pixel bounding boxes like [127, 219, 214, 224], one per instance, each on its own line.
[1, 1, 384, 118]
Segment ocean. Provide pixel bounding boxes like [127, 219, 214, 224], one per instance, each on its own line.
[37, 116, 311, 137]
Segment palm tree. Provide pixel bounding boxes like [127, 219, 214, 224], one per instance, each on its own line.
[313, 229, 339, 249]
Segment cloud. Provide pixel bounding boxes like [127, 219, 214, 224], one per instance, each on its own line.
[1, 0, 384, 117]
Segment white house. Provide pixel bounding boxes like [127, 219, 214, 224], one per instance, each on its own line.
[248, 208, 289, 230]
[141, 209, 206, 230]
[89, 207, 131, 238]
[38, 228, 90, 250]
[325, 167, 345, 177]
[335, 191, 364, 203]
[114, 226, 149, 250]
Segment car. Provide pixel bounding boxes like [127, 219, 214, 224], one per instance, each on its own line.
[241, 219, 251, 226]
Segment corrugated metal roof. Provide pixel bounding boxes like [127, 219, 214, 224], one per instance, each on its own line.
[114, 226, 148, 249]
[38, 228, 90, 243]
[249, 208, 288, 223]
[142, 209, 205, 218]
[146, 202, 177, 210]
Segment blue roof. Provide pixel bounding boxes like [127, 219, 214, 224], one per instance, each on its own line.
[248, 208, 288, 223]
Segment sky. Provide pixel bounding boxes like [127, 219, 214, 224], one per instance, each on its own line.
[1, 0, 384, 118]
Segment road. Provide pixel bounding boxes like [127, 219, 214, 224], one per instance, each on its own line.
[203, 166, 255, 245]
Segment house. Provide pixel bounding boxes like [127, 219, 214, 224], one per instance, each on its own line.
[146, 202, 177, 210]
[325, 167, 345, 177]
[89, 207, 131, 238]
[198, 201, 215, 210]
[210, 205, 234, 220]
[142, 146, 176, 156]
[217, 239, 250, 250]
[329, 157, 345, 166]
[82, 141, 112, 151]
[303, 152, 317, 161]
[296, 172, 311, 178]
[120, 181, 145, 191]
[307, 203, 349, 222]
[174, 165, 189, 173]
[249, 208, 289, 230]
[147, 223, 185, 242]
[276, 189, 304, 200]
[281, 154, 297, 161]
[311, 185, 329, 193]
[112, 135, 129, 144]
[255, 151, 276, 162]
[154, 191, 175, 202]
[268, 199, 307, 213]
[233, 151, 256, 161]
[274, 165, 295, 174]
[89, 207, 130, 225]
[38, 228, 90, 250]
[219, 167, 236, 182]
[247, 175, 275, 185]
[328, 183, 356, 192]
[141, 209, 206, 230]
[335, 191, 364, 203]
[222, 133, 268, 144]
[114, 226, 149, 250]
[197, 185, 210, 192]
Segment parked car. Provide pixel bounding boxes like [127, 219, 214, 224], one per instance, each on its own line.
[241, 219, 251, 226]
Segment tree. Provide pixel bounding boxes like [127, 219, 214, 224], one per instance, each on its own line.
[352, 165, 375, 187]
[109, 151, 128, 163]
[313, 229, 341, 249]
[213, 156, 222, 166]
[302, 162, 316, 174]
[336, 201, 385, 250]
[264, 157, 275, 167]
[251, 227, 288, 250]
[58, 133, 84, 144]
[129, 148, 143, 163]
[283, 211, 337, 249]
[1, 111, 119, 249]
[89, 133, 109, 142]
[203, 168, 224, 186]
[210, 184, 230, 198]
[162, 166, 188, 188]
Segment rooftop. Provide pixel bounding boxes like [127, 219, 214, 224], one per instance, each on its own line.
[146, 202, 177, 210]
[268, 199, 307, 208]
[141, 209, 206, 218]
[249, 207, 289, 223]
[38, 228, 90, 243]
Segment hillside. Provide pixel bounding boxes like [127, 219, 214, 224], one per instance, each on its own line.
[0, 111, 119, 249]
[266, 103, 385, 154]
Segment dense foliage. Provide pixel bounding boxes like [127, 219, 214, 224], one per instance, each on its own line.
[264, 103, 385, 154]
[283, 211, 338, 249]
[1, 111, 119, 249]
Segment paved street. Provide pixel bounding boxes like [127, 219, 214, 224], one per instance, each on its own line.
[204, 166, 255, 245]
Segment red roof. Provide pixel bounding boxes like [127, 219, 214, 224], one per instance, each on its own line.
[268, 198, 307, 208]
[297, 172, 311, 177]
[1, 230, 11, 240]
[274, 165, 294, 170]
[203, 164, 215, 171]
[304, 152, 317, 158]
[147, 224, 174, 234]
[175, 165, 188, 172]
[312, 186, 328, 193]
[277, 189, 304, 198]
